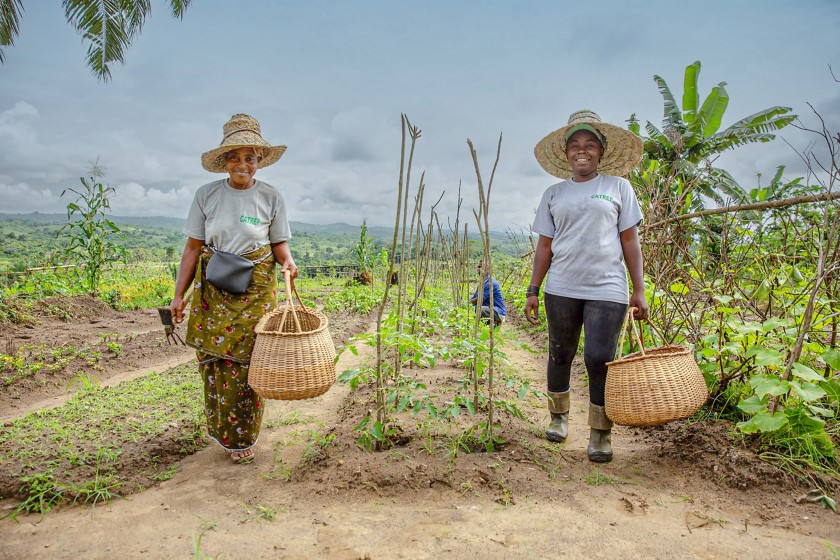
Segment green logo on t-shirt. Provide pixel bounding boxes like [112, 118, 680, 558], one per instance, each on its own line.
[240, 215, 260, 226]
[591, 194, 614, 202]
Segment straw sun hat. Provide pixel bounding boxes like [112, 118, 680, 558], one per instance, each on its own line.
[534, 109, 643, 178]
[201, 114, 287, 173]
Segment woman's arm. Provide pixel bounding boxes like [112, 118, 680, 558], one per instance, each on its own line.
[170, 237, 204, 324]
[271, 241, 298, 279]
[620, 226, 648, 320]
[524, 235, 553, 325]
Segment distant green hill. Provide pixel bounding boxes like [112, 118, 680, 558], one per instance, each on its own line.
[0, 213, 529, 271]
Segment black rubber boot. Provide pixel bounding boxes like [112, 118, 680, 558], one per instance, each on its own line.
[546, 390, 570, 442]
[587, 404, 613, 463]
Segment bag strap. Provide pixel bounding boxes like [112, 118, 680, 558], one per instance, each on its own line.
[208, 245, 273, 265]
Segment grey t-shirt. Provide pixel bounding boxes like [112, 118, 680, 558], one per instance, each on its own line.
[184, 179, 291, 254]
[531, 174, 642, 304]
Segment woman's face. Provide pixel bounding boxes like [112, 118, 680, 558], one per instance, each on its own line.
[224, 147, 261, 189]
[565, 129, 604, 179]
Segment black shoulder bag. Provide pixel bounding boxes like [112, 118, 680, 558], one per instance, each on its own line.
[205, 247, 271, 294]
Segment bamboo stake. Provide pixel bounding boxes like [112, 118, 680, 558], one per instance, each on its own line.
[374, 114, 412, 450]
[467, 133, 503, 443]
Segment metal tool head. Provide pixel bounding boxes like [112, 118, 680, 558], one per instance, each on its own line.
[157, 307, 186, 345]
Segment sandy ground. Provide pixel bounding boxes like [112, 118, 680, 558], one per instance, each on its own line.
[1, 299, 838, 559]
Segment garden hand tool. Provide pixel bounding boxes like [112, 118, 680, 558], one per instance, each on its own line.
[158, 286, 193, 346]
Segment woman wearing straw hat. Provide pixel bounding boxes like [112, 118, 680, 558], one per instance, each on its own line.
[525, 109, 647, 463]
[170, 114, 298, 464]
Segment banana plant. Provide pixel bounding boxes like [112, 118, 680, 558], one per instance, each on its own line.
[630, 60, 796, 210]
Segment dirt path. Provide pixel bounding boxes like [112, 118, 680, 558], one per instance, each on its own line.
[1, 306, 838, 559]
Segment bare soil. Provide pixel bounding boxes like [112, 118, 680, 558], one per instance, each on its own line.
[0, 297, 838, 559]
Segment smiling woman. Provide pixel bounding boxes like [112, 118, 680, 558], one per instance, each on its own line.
[169, 113, 299, 465]
[525, 109, 646, 464]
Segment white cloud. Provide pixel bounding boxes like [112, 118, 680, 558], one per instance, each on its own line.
[109, 182, 200, 217]
[0, 181, 65, 214]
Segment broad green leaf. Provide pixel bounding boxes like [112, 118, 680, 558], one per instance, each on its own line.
[820, 349, 840, 371]
[669, 282, 689, 295]
[753, 279, 771, 300]
[653, 75, 682, 133]
[749, 374, 789, 397]
[370, 421, 384, 440]
[701, 333, 718, 346]
[700, 81, 729, 138]
[396, 396, 409, 413]
[790, 380, 826, 402]
[806, 404, 834, 417]
[736, 411, 788, 434]
[698, 347, 717, 358]
[733, 321, 762, 335]
[737, 395, 768, 414]
[746, 347, 784, 367]
[761, 317, 788, 331]
[785, 407, 825, 433]
[819, 379, 840, 403]
[790, 362, 824, 382]
[682, 60, 701, 121]
[713, 295, 734, 305]
[465, 400, 475, 416]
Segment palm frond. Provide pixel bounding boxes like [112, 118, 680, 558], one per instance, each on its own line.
[699, 81, 729, 138]
[0, 0, 24, 63]
[121, 0, 152, 36]
[63, 0, 155, 81]
[169, 0, 192, 19]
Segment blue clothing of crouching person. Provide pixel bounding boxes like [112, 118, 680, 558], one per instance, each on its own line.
[470, 275, 507, 326]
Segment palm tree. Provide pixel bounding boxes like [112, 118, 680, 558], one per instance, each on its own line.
[0, 0, 192, 82]
[629, 60, 796, 210]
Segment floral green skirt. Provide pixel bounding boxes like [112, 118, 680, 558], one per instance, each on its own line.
[197, 354, 264, 451]
[186, 246, 277, 452]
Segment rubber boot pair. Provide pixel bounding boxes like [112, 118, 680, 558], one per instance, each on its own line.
[587, 404, 613, 463]
[545, 390, 569, 442]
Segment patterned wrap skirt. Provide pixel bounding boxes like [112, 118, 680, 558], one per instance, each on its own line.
[186, 245, 277, 451]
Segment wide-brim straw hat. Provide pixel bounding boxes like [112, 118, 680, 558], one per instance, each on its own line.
[201, 114, 287, 173]
[534, 109, 643, 178]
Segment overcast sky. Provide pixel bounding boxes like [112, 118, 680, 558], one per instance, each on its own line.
[1, 1, 838, 232]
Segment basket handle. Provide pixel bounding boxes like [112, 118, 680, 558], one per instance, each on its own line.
[617, 307, 645, 358]
[282, 269, 302, 332]
[616, 307, 672, 359]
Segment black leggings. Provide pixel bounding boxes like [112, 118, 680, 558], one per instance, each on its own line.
[544, 294, 627, 406]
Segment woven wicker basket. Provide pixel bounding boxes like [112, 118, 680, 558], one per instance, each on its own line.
[249, 271, 336, 400]
[605, 309, 707, 427]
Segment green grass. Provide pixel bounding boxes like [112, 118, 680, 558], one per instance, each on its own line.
[0, 363, 205, 520]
